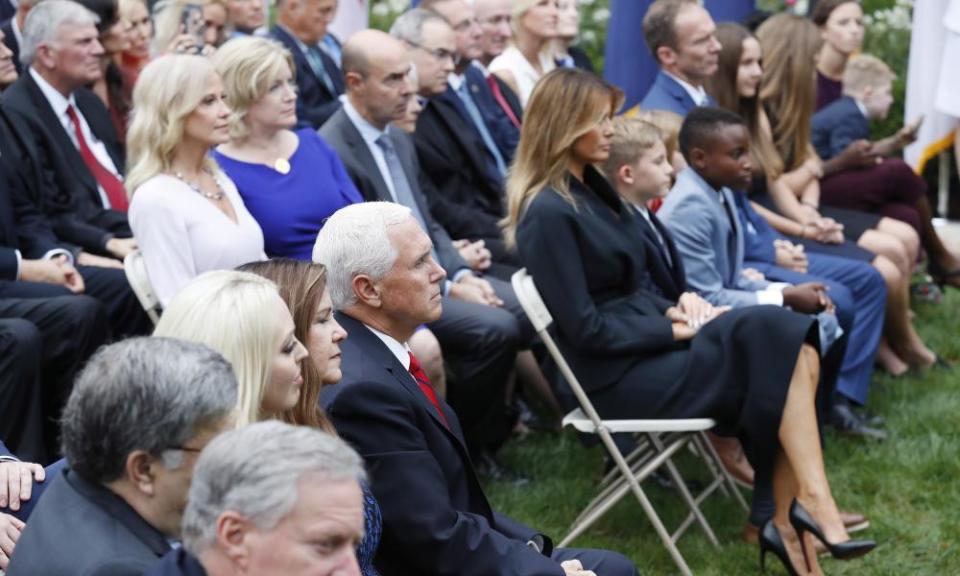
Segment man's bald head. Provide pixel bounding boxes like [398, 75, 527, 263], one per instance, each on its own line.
[341, 29, 408, 77]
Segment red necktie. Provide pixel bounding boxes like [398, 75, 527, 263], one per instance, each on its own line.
[485, 74, 522, 130]
[65, 105, 129, 212]
[408, 351, 449, 428]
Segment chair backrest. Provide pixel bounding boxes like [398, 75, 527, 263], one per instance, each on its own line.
[123, 250, 161, 325]
[510, 268, 607, 428]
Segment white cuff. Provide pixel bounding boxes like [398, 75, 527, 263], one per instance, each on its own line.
[14, 249, 22, 280]
[0, 456, 21, 463]
[756, 289, 785, 307]
[42, 248, 74, 266]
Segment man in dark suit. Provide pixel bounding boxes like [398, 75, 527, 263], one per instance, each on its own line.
[320, 29, 536, 468]
[271, 0, 344, 129]
[397, 2, 522, 274]
[316, 202, 638, 576]
[0, 0, 35, 77]
[639, 0, 721, 115]
[2, 0, 135, 261]
[6, 338, 238, 576]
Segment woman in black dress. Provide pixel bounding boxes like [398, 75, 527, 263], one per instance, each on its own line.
[504, 69, 874, 574]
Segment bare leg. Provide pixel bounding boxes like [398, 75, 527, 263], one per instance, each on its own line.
[876, 217, 921, 266]
[514, 350, 563, 429]
[776, 344, 848, 550]
[409, 328, 447, 398]
[860, 228, 911, 276]
[873, 256, 936, 368]
[875, 337, 909, 376]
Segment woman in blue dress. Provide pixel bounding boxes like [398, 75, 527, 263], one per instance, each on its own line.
[242, 258, 381, 575]
[211, 36, 363, 261]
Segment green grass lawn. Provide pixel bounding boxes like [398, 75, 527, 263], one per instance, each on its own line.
[486, 290, 960, 575]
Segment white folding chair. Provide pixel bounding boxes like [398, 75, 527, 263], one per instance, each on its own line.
[511, 269, 747, 576]
[123, 250, 161, 325]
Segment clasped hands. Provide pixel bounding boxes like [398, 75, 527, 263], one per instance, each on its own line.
[667, 292, 731, 341]
[0, 460, 45, 569]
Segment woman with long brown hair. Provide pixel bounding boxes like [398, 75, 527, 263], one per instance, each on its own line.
[753, 13, 938, 373]
[239, 258, 381, 576]
[504, 67, 874, 574]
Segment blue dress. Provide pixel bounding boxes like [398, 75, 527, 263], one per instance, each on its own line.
[213, 129, 363, 261]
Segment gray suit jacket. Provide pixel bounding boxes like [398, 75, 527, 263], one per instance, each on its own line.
[319, 107, 468, 275]
[658, 168, 770, 308]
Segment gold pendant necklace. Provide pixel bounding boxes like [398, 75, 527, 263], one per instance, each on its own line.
[274, 157, 291, 175]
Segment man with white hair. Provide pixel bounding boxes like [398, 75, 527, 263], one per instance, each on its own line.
[3, 0, 136, 260]
[315, 202, 638, 576]
[5, 338, 238, 575]
[144, 421, 366, 576]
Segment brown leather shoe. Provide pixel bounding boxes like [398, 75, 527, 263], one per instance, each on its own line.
[707, 432, 754, 488]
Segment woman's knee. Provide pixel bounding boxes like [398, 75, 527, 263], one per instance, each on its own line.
[872, 255, 903, 288]
[860, 231, 910, 273]
[878, 217, 920, 261]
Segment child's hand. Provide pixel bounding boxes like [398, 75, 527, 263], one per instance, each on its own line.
[837, 140, 880, 169]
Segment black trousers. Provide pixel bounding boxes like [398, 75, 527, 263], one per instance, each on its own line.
[0, 265, 150, 338]
[430, 276, 534, 455]
[0, 295, 108, 463]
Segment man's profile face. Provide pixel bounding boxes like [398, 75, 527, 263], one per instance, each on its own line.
[409, 20, 456, 96]
[242, 477, 364, 576]
[475, 0, 511, 60]
[43, 22, 104, 89]
[378, 218, 446, 327]
[669, 4, 720, 82]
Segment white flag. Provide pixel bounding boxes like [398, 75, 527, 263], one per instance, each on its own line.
[904, 0, 959, 174]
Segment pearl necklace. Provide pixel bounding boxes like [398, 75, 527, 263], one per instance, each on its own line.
[173, 169, 225, 201]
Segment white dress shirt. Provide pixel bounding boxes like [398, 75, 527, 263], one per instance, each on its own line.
[30, 68, 122, 209]
[128, 171, 266, 307]
[367, 325, 411, 371]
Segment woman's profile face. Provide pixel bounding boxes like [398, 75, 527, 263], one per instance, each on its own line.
[183, 72, 231, 148]
[122, 0, 152, 58]
[736, 37, 763, 98]
[263, 296, 309, 415]
[306, 287, 348, 385]
[521, 0, 559, 40]
[101, 16, 132, 56]
[822, 2, 864, 56]
[245, 64, 298, 133]
[571, 111, 614, 167]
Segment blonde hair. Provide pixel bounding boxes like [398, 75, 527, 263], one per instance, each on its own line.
[152, 0, 226, 54]
[126, 54, 221, 195]
[600, 117, 663, 180]
[633, 109, 682, 167]
[503, 68, 623, 248]
[842, 53, 894, 95]
[756, 13, 822, 170]
[153, 270, 286, 428]
[211, 36, 295, 141]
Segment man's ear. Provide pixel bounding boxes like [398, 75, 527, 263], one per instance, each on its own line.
[859, 85, 874, 102]
[352, 274, 382, 308]
[617, 164, 634, 186]
[216, 512, 255, 569]
[125, 450, 158, 496]
[344, 71, 364, 92]
[34, 43, 57, 71]
[655, 46, 676, 69]
[688, 147, 708, 171]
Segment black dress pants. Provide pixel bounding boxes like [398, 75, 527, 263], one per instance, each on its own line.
[0, 295, 108, 463]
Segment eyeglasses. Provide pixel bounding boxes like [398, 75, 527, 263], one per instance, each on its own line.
[168, 445, 204, 454]
[405, 40, 457, 64]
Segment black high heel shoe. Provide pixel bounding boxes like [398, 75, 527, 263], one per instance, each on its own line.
[789, 500, 876, 561]
[759, 520, 801, 576]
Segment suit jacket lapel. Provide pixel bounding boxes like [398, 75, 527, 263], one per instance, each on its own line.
[337, 111, 393, 203]
[719, 187, 745, 285]
[432, 91, 496, 184]
[649, 209, 686, 292]
[659, 72, 698, 112]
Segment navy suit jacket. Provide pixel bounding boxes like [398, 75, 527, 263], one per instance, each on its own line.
[0, 19, 18, 75]
[639, 71, 714, 116]
[413, 86, 508, 246]
[810, 96, 870, 161]
[6, 468, 172, 575]
[321, 313, 564, 576]
[319, 107, 468, 275]
[2, 74, 130, 251]
[271, 26, 343, 130]
[464, 65, 521, 160]
[633, 205, 687, 302]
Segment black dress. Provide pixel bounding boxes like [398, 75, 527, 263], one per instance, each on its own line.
[515, 166, 817, 489]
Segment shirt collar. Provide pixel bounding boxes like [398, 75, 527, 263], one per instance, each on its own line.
[447, 72, 466, 92]
[664, 70, 708, 106]
[852, 97, 869, 119]
[365, 325, 411, 370]
[30, 66, 77, 116]
[470, 60, 491, 78]
[342, 97, 389, 150]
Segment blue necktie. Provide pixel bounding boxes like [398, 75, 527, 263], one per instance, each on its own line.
[375, 134, 439, 263]
[454, 81, 507, 178]
[305, 45, 336, 95]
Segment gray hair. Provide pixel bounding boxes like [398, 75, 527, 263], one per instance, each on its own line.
[182, 421, 366, 553]
[61, 337, 238, 484]
[390, 7, 450, 46]
[313, 202, 412, 308]
[21, 0, 100, 67]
